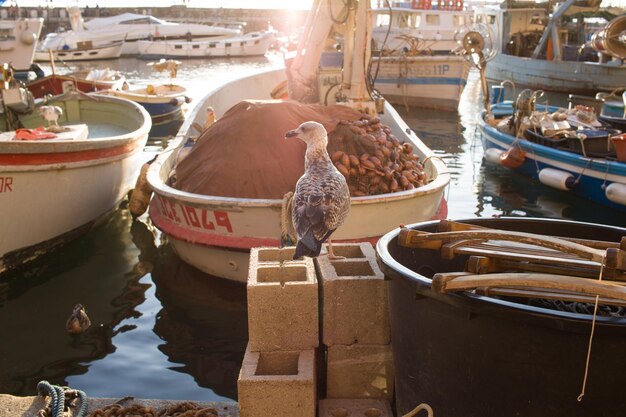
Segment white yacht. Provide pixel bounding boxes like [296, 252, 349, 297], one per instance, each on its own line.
[39, 9, 241, 56]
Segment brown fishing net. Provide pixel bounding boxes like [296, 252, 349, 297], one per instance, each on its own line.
[174, 100, 363, 199]
[174, 99, 427, 199]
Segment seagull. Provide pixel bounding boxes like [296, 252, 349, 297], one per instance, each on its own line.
[38, 105, 63, 128]
[285, 121, 351, 260]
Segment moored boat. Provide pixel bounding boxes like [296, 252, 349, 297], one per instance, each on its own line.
[377, 217, 626, 417]
[39, 8, 241, 56]
[145, 0, 450, 282]
[477, 1, 626, 95]
[478, 94, 626, 211]
[34, 40, 124, 62]
[0, 84, 151, 274]
[137, 31, 275, 59]
[105, 60, 190, 141]
[27, 67, 126, 99]
[369, 3, 472, 110]
[0, 17, 43, 71]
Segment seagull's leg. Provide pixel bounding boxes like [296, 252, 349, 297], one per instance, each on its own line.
[327, 239, 345, 260]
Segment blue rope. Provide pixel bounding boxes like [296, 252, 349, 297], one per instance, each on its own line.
[37, 380, 88, 417]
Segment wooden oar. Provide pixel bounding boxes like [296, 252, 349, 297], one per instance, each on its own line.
[466, 255, 626, 281]
[432, 272, 626, 302]
[437, 219, 623, 250]
[398, 227, 626, 270]
[475, 287, 626, 307]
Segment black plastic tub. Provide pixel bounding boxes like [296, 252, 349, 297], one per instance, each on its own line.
[376, 217, 626, 417]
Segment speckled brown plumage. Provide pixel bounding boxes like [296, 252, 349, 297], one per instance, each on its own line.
[285, 121, 350, 259]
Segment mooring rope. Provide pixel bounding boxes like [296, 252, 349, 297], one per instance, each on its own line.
[577, 253, 606, 402]
[37, 380, 88, 417]
[402, 403, 434, 417]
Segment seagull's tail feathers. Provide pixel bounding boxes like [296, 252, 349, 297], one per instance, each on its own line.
[293, 228, 334, 260]
[294, 229, 322, 259]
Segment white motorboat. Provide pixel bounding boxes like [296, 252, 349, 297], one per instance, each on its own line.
[137, 31, 275, 59]
[39, 9, 241, 56]
[0, 17, 43, 71]
[34, 40, 124, 62]
[146, 0, 450, 282]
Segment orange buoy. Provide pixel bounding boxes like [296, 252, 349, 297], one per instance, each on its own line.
[499, 146, 526, 168]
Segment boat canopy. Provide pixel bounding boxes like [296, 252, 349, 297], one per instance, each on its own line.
[84, 13, 174, 30]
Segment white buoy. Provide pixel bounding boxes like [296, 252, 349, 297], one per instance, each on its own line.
[538, 168, 575, 191]
[484, 148, 504, 164]
[606, 183, 626, 206]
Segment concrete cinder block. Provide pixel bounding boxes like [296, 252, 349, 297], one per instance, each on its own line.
[238, 345, 316, 417]
[315, 243, 390, 346]
[326, 344, 395, 401]
[248, 247, 319, 351]
[318, 398, 394, 417]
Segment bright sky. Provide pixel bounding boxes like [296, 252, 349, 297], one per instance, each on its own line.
[4, 0, 624, 8]
[6, 0, 315, 8]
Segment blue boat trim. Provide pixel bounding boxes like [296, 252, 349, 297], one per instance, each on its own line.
[478, 110, 626, 210]
[375, 77, 467, 86]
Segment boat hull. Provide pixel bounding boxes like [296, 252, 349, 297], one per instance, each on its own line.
[377, 217, 626, 417]
[27, 73, 125, 99]
[373, 55, 469, 111]
[478, 110, 626, 211]
[0, 94, 151, 273]
[109, 85, 188, 140]
[147, 68, 450, 282]
[137, 32, 274, 59]
[33, 41, 124, 62]
[485, 54, 626, 95]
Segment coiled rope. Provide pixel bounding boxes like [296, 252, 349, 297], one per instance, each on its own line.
[37, 380, 88, 417]
[87, 400, 219, 417]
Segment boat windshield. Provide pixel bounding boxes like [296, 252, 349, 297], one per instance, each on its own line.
[119, 16, 164, 25]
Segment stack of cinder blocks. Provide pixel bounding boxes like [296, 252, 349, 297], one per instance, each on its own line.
[315, 243, 395, 416]
[238, 243, 394, 417]
[238, 247, 318, 417]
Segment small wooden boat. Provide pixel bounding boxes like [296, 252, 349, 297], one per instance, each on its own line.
[377, 217, 626, 417]
[105, 60, 190, 141]
[34, 40, 125, 62]
[0, 86, 151, 274]
[478, 93, 626, 210]
[137, 31, 275, 59]
[27, 68, 126, 99]
[145, 0, 450, 282]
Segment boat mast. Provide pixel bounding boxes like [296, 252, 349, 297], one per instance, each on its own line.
[286, 0, 376, 114]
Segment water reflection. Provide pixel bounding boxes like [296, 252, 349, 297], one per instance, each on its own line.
[0, 210, 145, 395]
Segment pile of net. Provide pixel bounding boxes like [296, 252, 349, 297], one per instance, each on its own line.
[174, 100, 428, 199]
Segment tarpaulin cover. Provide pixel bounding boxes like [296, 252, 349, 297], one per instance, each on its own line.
[175, 99, 363, 199]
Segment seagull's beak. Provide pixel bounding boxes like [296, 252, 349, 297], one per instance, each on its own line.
[285, 128, 299, 139]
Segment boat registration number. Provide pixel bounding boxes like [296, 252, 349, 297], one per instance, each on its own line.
[410, 64, 450, 76]
[156, 195, 233, 233]
[0, 176, 13, 193]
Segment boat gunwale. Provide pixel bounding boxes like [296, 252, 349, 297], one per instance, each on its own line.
[0, 93, 152, 155]
[147, 68, 450, 208]
[376, 217, 626, 326]
[477, 108, 626, 178]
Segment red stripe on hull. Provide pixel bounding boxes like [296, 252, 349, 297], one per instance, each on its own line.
[0, 141, 140, 165]
[149, 201, 381, 249]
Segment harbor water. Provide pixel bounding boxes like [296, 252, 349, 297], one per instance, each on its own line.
[0, 53, 624, 402]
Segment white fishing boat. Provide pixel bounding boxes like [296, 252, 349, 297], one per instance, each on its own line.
[0, 80, 151, 273]
[0, 17, 43, 71]
[146, 0, 450, 282]
[137, 31, 275, 59]
[34, 40, 124, 62]
[39, 8, 240, 56]
[369, 2, 472, 110]
[477, 0, 626, 95]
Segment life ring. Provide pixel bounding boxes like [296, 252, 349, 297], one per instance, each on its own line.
[270, 80, 289, 99]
